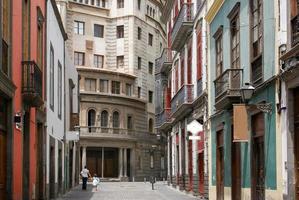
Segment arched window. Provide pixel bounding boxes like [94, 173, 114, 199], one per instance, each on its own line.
[113, 111, 120, 128]
[88, 109, 96, 132]
[101, 110, 108, 127]
[149, 118, 153, 133]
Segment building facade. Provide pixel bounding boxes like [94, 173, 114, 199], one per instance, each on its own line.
[57, 0, 167, 181]
[155, 0, 209, 198]
[279, 0, 299, 199]
[207, 0, 281, 199]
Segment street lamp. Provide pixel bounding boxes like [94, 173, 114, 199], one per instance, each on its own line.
[241, 83, 255, 103]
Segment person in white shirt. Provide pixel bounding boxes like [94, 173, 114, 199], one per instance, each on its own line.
[80, 166, 91, 190]
[92, 174, 100, 191]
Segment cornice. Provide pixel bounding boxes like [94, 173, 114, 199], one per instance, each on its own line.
[205, 0, 225, 24]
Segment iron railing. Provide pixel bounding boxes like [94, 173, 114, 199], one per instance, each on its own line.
[155, 48, 172, 73]
[171, 84, 194, 114]
[22, 61, 43, 99]
[292, 14, 299, 47]
[214, 68, 243, 100]
[171, 3, 194, 44]
[156, 108, 171, 127]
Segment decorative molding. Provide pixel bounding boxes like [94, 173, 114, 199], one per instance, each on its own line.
[205, 0, 225, 24]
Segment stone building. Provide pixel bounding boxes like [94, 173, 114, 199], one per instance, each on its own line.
[56, 0, 167, 181]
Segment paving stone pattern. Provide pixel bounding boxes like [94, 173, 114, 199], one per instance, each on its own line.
[58, 182, 198, 200]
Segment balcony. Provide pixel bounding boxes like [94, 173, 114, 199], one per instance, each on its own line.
[155, 48, 172, 74]
[22, 61, 43, 107]
[156, 108, 172, 131]
[214, 68, 243, 110]
[79, 127, 159, 143]
[171, 84, 194, 119]
[171, 3, 194, 51]
[292, 14, 299, 47]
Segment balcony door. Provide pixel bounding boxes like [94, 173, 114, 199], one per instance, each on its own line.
[0, 98, 7, 200]
[294, 87, 299, 199]
[251, 112, 265, 200]
[216, 130, 224, 200]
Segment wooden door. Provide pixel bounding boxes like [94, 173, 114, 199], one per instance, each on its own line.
[216, 130, 224, 200]
[198, 152, 204, 194]
[0, 97, 6, 200]
[251, 113, 265, 200]
[231, 125, 241, 200]
[294, 87, 299, 199]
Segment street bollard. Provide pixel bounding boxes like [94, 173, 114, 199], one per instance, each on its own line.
[150, 176, 155, 190]
[144, 177, 146, 183]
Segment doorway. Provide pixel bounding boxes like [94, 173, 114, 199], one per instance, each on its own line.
[293, 87, 299, 199]
[188, 138, 193, 191]
[231, 125, 241, 200]
[0, 97, 7, 200]
[251, 112, 265, 200]
[198, 152, 204, 194]
[23, 111, 30, 200]
[216, 129, 224, 200]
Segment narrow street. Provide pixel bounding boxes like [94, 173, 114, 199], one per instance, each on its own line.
[58, 182, 198, 200]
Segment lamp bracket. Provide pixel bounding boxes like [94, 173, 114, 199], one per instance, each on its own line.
[254, 103, 272, 113]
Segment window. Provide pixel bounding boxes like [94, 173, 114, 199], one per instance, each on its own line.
[113, 111, 120, 128]
[112, 81, 120, 94]
[251, 0, 263, 59]
[87, 109, 96, 132]
[99, 79, 108, 93]
[148, 33, 153, 46]
[74, 21, 84, 35]
[215, 30, 223, 78]
[138, 0, 141, 10]
[117, 0, 124, 8]
[180, 53, 185, 87]
[101, 110, 108, 127]
[102, 0, 106, 7]
[187, 40, 192, 84]
[74, 52, 85, 66]
[126, 84, 132, 96]
[127, 115, 133, 129]
[153, 9, 155, 18]
[91, 0, 95, 5]
[147, 5, 149, 15]
[85, 78, 96, 91]
[149, 118, 153, 132]
[117, 56, 124, 68]
[85, 0, 89, 4]
[94, 24, 104, 38]
[138, 57, 142, 69]
[148, 91, 153, 103]
[94, 54, 104, 68]
[96, 0, 100, 6]
[117, 25, 124, 38]
[150, 154, 154, 169]
[37, 9, 44, 68]
[58, 61, 62, 118]
[138, 27, 142, 40]
[138, 87, 141, 98]
[50, 45, 54, 110]
[148, 62, 153, 74]
[231, 12, 240, 69]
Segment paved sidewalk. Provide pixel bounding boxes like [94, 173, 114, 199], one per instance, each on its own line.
[58, 182, 198, 200]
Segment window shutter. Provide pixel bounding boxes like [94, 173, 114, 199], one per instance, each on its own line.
[187, 42, 192, 84]
[197, 29, 202, 80]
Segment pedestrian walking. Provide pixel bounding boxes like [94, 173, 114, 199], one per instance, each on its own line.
[80, 166, 91, 190]
[92, 174, 100, 191]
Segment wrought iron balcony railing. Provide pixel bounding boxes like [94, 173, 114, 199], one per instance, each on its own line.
[22, 60, 43, 107]
[214, 68, 243, 109]
[171, 3, 194, 51]
[171, 84, 194, 116]
[156, 108, 171, 128]
[155, 48, 172, 74]
[292, 14, 299, 47]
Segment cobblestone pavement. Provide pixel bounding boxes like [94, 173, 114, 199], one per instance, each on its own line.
[58, 182, 198, 200]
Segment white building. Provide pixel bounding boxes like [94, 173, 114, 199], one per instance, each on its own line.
[56, 0, 167, 181]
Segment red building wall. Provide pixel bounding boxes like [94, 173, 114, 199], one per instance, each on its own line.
[12, 0, 46, 199]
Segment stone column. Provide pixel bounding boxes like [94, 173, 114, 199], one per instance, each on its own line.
[102, 147, 104, 178]
[82, 146, 86, 170]
[119, 148, 123, 178]
[124, 148, 127, 177]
